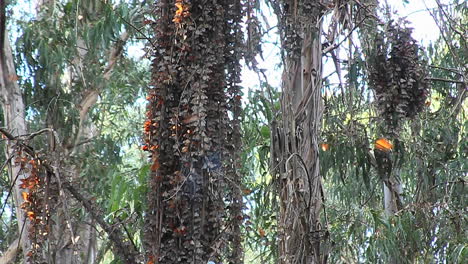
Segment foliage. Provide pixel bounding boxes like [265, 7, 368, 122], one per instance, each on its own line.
[239, 1, 466, 263]
[2, 0, 150, 262]
[242, 87, 280, 263]
[1, 0, 466, 263]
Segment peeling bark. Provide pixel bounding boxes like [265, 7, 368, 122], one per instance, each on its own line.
[273, 1, 328, 263]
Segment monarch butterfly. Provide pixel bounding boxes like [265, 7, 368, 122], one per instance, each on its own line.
[321, 143, 330, 151]
[375, 138, 393, 152]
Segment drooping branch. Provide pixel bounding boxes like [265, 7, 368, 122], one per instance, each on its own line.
[0, 238, 20, 264]
[63, 182, 139, 263]
[425, 77, 466, 84]
[0, 129, 141, 263]
[71, 30, 130, 154]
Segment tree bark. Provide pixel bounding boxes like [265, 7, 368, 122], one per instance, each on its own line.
[1, 28, 31, 262]
[274, 1, 328, 263]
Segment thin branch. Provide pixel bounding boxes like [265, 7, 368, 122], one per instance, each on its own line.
[122, 223, 139, 255]
[0, 129, 36, 160]
[117, 13, 156, 49]
[2, 131, 141, 263]
[52, 165, 78, 251]
[322, 15, 370, 54]
[429, 65, 464, 75]
[26, 128, 56, 140]
[0, 127, 16, 140]
[434, 0, 464, 37]
[429, 178, 465, 191]
[425, 77, 466, 84]
[63, 182, 139, 263]
[424, 1, 463, 67]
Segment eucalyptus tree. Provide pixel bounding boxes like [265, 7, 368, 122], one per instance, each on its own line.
[1, 2, 30, 260]
[268, 0, 344, 262]
[1, 0, 147, 263]
[142, 0, 244, 263]
[242, 1, 466, 263]
[314, 1, 466, 263]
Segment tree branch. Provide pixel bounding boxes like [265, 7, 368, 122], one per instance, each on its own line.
[71, 31, 130, 154]
[322, 15, 370, 54]
[0, 131, 141, 263]
[0, 238, 20, 264]
[429, 65, 464, 75]
[425, 77, 466, 84]
[103, 31, 130, 80]
[63, 182, 139, 263]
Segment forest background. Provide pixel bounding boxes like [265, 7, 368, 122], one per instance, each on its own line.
[0, 0, 466, 263]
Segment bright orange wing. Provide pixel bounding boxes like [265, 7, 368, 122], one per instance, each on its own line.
[375, 138, 393, 152]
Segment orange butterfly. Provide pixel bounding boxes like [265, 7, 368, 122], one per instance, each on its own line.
[375, 138, 393, 152]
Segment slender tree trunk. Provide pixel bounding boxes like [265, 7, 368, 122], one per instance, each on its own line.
[1, 28, 31, 262]
[383, 172, 402, 217]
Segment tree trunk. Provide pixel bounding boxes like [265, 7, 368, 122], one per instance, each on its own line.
[143, 0, 243, 263]
[274, 1, 328, 263]
[1, 28, 31, 262]
[383, 172, 402, 217]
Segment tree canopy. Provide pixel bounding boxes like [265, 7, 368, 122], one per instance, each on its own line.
[0, 0, 466, 263]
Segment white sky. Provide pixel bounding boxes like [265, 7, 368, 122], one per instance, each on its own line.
[390, 0, 443, 45]
[9, 0, 447, 95]
[240, 0, 446, 92]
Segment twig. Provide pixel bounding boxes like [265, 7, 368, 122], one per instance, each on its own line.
[425, 77, 466, 84]
[429, 65, 463, 75]
[322, 15, 370, 54]
[116, 12, 156, 49]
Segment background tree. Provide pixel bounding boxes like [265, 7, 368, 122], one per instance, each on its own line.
[240, 0, 465, 263]
[1, 0, 147, 262]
